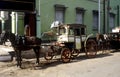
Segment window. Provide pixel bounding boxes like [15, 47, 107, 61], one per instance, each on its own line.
[75, 29, 80, 36]
[54, 4, 66, 23]
[93, 10, 98, 30]
[81, 28, 85, 35]
[69, 28, 74, 35]
[76, 7, 85, 24]
[59, 28, 66, 35]
[109, 13, 115, 29]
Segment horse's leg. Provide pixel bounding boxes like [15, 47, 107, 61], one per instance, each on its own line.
[33, 47, 40, 64]
[16, 51, 19, 67]
[16, 50, 22, 68]
[36, 48, 40, 64]
[18, 50, 22, 68]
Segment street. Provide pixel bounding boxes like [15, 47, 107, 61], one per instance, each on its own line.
[0, 45, 120, 77]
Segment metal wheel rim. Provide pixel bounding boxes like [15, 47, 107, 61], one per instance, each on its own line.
[86, 39, 97, 58]
[44, 51, 53, 60]
[71, 49, 79, 58]
[61, 48, 71, 63]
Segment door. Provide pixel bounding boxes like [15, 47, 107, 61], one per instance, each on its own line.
[24, 13, 36, 36]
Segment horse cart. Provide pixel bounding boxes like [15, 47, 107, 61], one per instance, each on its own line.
[42, 24, 98, 63]
[0, 23, 111, 68]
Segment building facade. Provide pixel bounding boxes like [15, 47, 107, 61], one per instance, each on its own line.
[0, 0, 120, 38]
[36, 0, 120, 38]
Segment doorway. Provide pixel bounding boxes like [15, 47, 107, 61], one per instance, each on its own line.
[24, 13, 36, 36]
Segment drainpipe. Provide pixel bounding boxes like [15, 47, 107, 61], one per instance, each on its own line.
[107, 0, 110, 33]
[103, 0, 106, 34]
[117, 5, 119, 26]
[98, 0, 101, 33]
[15, 12, 18, 35]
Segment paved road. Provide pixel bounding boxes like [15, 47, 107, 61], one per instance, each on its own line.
[0, 45, 120, 77]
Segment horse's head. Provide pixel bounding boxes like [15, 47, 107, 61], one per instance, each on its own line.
[0, 31, 15, 45]
[0, 31, 9, 44]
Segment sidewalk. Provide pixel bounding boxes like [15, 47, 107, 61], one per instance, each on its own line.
[0, 45, 14, 62]
[0, 45, 14, 55]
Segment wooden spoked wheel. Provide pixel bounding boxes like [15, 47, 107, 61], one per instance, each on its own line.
[44, 49, 54, 60]
[71, 49, 80, 58]
[85, 39, 97, 58]
[61, 48, 71, 63]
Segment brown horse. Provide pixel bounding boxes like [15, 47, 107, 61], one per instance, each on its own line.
[0, 31, 41, 68]
[96, 33, 110, 53]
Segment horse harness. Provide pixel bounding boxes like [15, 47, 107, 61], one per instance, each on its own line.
[16, 35, 26, 45]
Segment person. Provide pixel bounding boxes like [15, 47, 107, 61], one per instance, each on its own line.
[24, 24, 30, 36]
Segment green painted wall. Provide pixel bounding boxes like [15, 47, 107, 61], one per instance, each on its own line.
[36, 0, 120, 37]
[17, 13, 24, 35]
[11, 12, 24, 35]
[110, 0, 120, 27]
[38, 0, 102, 35]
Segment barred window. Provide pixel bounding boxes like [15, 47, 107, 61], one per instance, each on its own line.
[76, 7, 85, 24]
[54, 4, 66, 23]
[109, 13, 115, 29]
[93, 10, 98, 30]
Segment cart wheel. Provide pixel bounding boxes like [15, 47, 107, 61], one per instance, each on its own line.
[85, 39, 97, 58]
[61, 48, 71, 63]
[44, 51, 54, 60]
[71, 49, 80, 58]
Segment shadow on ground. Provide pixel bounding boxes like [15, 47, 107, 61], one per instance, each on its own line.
[2, 49, 119, 70]
[20, 51, 115, 69]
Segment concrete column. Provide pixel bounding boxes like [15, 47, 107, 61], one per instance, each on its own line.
[0, 11, 8, 32]
[1, 20, 5, 31]
[11, 12, 16, 34]
[11, 12, 24, 35]
[36, 0, 41, 38]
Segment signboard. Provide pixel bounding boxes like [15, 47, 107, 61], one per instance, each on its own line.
[0, 0, 35, 12]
